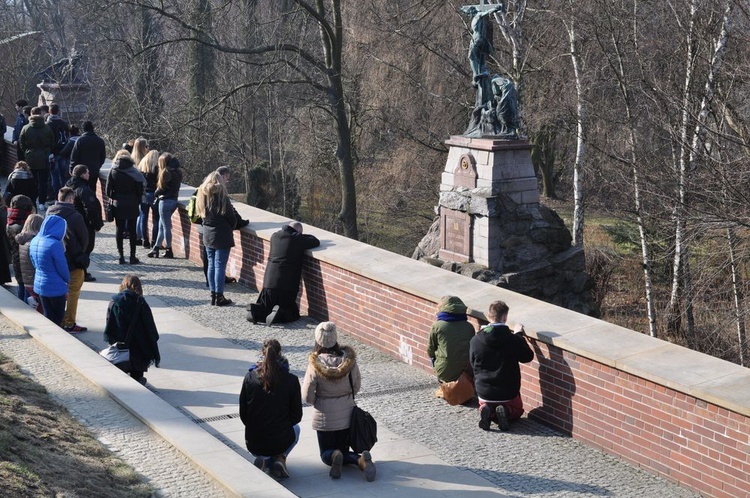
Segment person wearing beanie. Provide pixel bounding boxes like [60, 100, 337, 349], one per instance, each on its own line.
[301, 322, 376, 482]
[239, 339, 302, 479]
[246, 221, 320, 326]
[428, 295, 476, 384]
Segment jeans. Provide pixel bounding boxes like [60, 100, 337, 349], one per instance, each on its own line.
[317, 429, 360, 466]
[62, 269, 84, 328]
[137, 191, 157, 241]
[206, 247, 230, 294]
[50, 155, 69, 194]
[40, 294, 67, 326]
[153, 198, 177, 249]
[250, 425, 301, 462]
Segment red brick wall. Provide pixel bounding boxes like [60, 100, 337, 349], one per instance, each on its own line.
[4, 136, 747, 497]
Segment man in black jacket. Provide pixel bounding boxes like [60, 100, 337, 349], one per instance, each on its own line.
[66, 165, 104, 282]
[46, 104, 70, 195]
[70, 121, 106, 192]
[45, 187, 89, 333]
[247, 222, 320, 326]
[470, 300, 534, 431]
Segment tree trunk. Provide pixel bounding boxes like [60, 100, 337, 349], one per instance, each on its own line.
[727, 227, 746, 366]
[566, 17, 585, 247]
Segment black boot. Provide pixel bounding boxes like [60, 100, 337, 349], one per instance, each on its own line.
[211, 292, 216, 306]
[147, 247, 160, 258]
[215, 294, 233, 306]
[143, 238, 151, 249]
[118, 253, 126, 265]
[163, 247, 174, 258]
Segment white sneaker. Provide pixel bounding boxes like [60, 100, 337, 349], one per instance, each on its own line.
[27, 296, 38, 309]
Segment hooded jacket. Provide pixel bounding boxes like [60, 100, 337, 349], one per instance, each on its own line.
[17, 229, 38, 289]
[19, 115, 54, 170]
[45, 201, 89, 270]
[29, 215, 70, 296]
[66, 176, 104, 231]
[470, 324, 534, 401]
[427, 296, 476, 383]
[301, 346, 360, 431]
[239, 358, 303, 456]
[3, 168, 37, 205]
[106, 157, 145, 220]
[104, 290, 160, 373]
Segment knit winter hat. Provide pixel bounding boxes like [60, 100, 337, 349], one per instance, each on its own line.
[314, 321, 338, 348]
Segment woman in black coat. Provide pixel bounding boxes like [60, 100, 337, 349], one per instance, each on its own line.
[3, 161, 38, 206]
[239, 339, 302, 479]
[106, 150, 145, 264]
[104, 275, 160, 385]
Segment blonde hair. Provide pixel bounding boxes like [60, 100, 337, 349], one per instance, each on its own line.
[131, 137, 148, 166]
[14, 161, 29, 172]
[196, 171, 230, 217]
[119, 274, 143, 296]
[156, 153, 172, 190]
[20, 214, 44, 236]
[113, 149, 132, 163]
[138, 149, 159, 175]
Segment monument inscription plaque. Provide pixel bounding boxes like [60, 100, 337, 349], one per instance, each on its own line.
[439, 208, 471, 262]
[454, 153, 477, 188]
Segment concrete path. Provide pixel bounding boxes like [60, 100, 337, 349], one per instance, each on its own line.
[0, 223, 699, 497]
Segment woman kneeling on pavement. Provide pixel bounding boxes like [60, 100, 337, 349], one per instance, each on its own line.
[104, 275, 161, 385]
[301, 322, 376, 482]
[239, 339, 302, 479]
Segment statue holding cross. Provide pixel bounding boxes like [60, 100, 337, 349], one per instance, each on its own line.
[459, 0, 519, 139]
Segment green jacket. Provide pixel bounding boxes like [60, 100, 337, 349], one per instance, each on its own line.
[427, 296, 476, 382]
[19, 115, 54, 170]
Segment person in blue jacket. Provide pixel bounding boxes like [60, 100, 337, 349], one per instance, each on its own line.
[29, 215, 70, 326]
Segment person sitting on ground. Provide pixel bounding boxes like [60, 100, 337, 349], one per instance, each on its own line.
[247, 221, 320, 326]
[46, 187, 90, 333]
[17, 214, 44, 312]
[29, 215, 70, 326]
[428, 295, 476, 401]
[3, 161, 38, 206]
[239, 339, 302, 479]
[470, 300, 534, 431]
[66, 165, 104, 282]
[301, 322, 376, 482]
[104, 275, 161, 385]
[7, 194, 35, 302]
[106, 150, 145, 265]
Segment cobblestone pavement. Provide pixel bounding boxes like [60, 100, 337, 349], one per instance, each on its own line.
[4, 222, 699, 497]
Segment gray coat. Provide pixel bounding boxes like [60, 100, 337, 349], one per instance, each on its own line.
[301, 346, 361, 432]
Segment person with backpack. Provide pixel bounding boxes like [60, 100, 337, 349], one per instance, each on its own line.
[46, 104, 70, 196]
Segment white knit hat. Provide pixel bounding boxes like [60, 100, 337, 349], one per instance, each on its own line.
[315, 321, 338, 348]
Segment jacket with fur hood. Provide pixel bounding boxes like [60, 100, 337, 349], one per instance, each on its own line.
[301, 346, 361, 432]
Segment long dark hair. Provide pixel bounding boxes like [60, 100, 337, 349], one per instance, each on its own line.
[258, 339, 284, 392]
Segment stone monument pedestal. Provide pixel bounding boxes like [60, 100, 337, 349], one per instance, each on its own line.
[415, 135, 596, 315]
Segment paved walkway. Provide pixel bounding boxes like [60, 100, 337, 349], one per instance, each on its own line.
[0, 222, 699, 497]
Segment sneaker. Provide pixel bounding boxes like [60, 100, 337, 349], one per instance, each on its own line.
[329, 449, 343, 479]
[358, 450, 376, 482]
[478, 404, 491, 431]
[64, 324, 88, 333]
[495, 405, 510, 431]
[266, 305, 280, 326]
[84, 272, 96, 282]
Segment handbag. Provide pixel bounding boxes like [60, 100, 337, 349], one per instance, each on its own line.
[105, 203, 115, 222]
[439, 370, 475, 406]
[348, 372, 377, 453]
[99, 298, 142, 372]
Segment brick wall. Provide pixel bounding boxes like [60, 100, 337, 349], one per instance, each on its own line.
[3, 137, 748, 497]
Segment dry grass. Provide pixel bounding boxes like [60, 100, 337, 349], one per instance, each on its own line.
[0, 354, 154, 498]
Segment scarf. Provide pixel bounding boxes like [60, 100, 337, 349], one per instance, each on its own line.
[7, 207, 30, 227]
[437, 312, 467, 322]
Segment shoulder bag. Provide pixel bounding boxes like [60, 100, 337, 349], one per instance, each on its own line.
[348, 371, 377, 454]
[99, 298, 142, 372]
